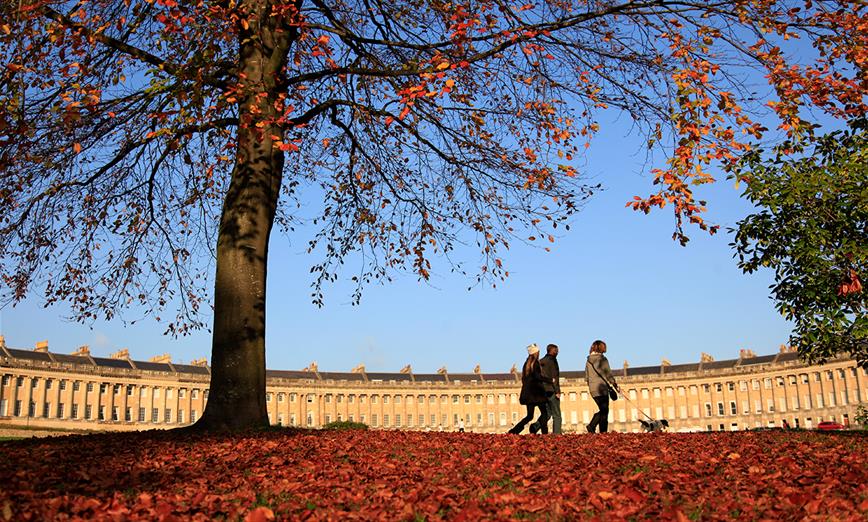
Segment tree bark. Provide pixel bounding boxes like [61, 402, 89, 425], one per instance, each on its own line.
[195, 0, 296, 431]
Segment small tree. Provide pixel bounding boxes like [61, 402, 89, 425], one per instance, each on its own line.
[730, 119, 867, 367]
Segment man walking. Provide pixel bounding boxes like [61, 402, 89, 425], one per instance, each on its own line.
[531, 344, 562, 434]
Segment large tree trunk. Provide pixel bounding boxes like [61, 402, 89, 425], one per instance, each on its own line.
[196, 0, 295, 431]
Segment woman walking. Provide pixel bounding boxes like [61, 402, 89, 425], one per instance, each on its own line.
[508, 343, 551, 434]
[586, 339, 617, 433]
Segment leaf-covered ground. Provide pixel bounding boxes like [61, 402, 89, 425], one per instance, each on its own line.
[1, 429, 866, 520]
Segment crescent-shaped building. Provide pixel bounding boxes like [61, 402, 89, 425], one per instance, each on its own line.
[1, 337, 865, 433]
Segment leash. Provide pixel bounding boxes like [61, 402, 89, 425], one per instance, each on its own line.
[587, 356, 656, 423]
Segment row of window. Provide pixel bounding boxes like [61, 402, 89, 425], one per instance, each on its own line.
[0, 376, 207, 400]
[0, 399, 198, 424]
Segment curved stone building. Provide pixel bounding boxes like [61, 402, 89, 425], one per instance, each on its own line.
[1, 337, 865, 433]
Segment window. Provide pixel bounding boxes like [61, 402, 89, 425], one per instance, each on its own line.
[28, 402, 36, 417]
[464, 395, 471, 404]
[191, 410, 197, 423]
[728, 382, 735, 392]
[499, 412, 507, 426]
[789, 375, 797, 385]
[73, 381, 81, 392]
[85, 405, 93, 420]
[767, 399, 775, 412]
[291, 393, 298, 402]
[1, 375, 8, 386]
[14, 400, 22, 416]
[678, 386, 686, 396]
[705, 403, 712, 417]
[307, 394, 315, 403]
[452, 395, 459, 404]
[71, 404, 78, 419]
[16, 377, 23, 387]
[776, 377, 785, 387]
[152, 408, 159, 422]
[179, 388, 186, 399]
[752, 380, 759, 390]
[665, 387, 673, 397]
[431, 414, 437, 426]
[98, 406, 105, 421]
[140, 387, 148, 398]
[730, 401, 737, 415]
[112, 406, 119, 421]
[42, 403, 50, 418]
[754, 400, 761, 413]
[154, 388, 160, 399]
[139, 408, 146, 422]
[475, 395, 482, 404]
[45, 379, 53, 390]
[178, 410, 185, 424]
[715, 383, 722, 393]
[653, 388, 662, 398]
[569, 392, 577, 401]
[383, 414, 390, 426]
[372, 414, 379, 427]
[717, 403, 724, 416]
[642, 389, 649, 399]
[113, 384, 121, 394]
[127, 385, 134, 396]
[336, 394, 343, 403]
[165, 409, 172, 423]
[816, 394, 824, 408]
[395, 395, 401, 404]
[167, 389, 174, 400]
[57, 403, 64, 418]
[764, 378, 772, 389]
[801, 374, 809, 384]
[742, 401, 749, 415]
[125, 407, 132, 422]
[382, 395, 389, 404]
[739, 381, 747, 391]
[31, 379, 38, 389]
[395, 415, 401, 426]
[703, 384, 710, 393]
[266, 393, 272, 403]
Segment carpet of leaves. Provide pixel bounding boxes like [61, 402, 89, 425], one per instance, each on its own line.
[1, 429, 866, 520]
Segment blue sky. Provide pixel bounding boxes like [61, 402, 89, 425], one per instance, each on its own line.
[0, 113, 794, 374]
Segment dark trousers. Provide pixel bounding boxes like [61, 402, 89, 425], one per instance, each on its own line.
[588, 394, 609, 433]
[509, 403, 549, 434]
[531, 393, 561, 434]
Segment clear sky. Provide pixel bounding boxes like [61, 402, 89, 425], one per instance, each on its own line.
[0, 114, 793, 375]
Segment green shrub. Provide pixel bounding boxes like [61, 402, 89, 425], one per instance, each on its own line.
[322, 421, 368, 430]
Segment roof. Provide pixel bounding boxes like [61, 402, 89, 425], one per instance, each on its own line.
[664, 363, 699, 374]
[4, 348, 53, 363]
[411, 373, 447, 383]
[702, 360, 738, 370]
[739, 354, 778, 366]
[52, 353, 95, 365]
[628, 365, 663, 376]
[172, 363, 209, 375]
[91, 356, 133, 370]
[134, 361, 175, 373]
[481, 373, 516, 381]
[366, 372, 412, 382]
[266, 369, 314, 380]
[319, 372, 365, 381]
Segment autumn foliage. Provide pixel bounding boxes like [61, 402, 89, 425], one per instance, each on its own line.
[1, 429, 866, 520]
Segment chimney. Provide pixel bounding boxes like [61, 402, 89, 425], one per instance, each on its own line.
[739, 348, 756, 359]
[0, 335, 6, 348]
[351, 363, 366, 373]
[779, 344, 796, 353]
[72, 345, 90, 356]
[622, 360, 629, 377]
[34, 340, 49, 352]
[436, 366, 448, 374]
[303, 361, 318, 372]
[661, 358, 671, 367]
[110, 348, 130, 360]
[149, 353, 171, 363]
[399, 364, 412, 374]
[700, 352, 715, 363]
[473, 364, 481, 374]
[190, 358, 208, 367]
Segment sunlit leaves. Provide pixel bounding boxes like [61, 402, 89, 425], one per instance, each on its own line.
[0, 430, 867, 519]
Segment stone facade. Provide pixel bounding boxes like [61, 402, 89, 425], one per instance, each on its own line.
[1, 338, 865, 433]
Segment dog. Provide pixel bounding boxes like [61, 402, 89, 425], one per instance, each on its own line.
[639, 419, 669, 432]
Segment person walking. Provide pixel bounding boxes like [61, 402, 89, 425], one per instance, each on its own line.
[585, 339, 617, 433]
[531, 343, 561, 434]
[508, 344, 550, 434]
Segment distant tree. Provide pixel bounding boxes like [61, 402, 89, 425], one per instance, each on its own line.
[1, 0, 865, 429]
[730, 118, 867, 368]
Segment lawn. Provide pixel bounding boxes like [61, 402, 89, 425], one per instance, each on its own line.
[0, 429, 865, 520]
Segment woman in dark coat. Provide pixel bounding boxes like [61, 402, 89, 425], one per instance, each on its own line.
[508, 344, 551, 434]
[585, 339, 617, 433]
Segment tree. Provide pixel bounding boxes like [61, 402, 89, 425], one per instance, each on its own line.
[1, 0, 865, 430]
[730, 118, 867, 368]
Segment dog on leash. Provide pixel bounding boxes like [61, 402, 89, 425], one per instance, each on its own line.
[639, 419, 669, 432]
